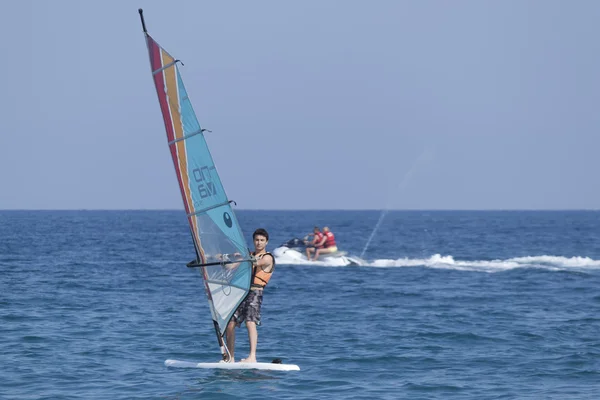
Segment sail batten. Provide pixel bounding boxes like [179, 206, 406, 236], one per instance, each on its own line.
[205, 279, 251, 291]
[153, 60, 178, 75]
[141, 19, 252, 347]
[187, 200, 235, 218]
[168, 128, 205, 144]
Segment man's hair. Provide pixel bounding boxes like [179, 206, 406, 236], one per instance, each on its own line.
[313, 226, 320, 231]
[253, 228, 269, 241]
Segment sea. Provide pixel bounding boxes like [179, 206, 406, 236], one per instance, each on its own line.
[1, 210, 599, 399]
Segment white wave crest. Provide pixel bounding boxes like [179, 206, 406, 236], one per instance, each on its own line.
[368, 254, 600, 272]
[274, 247, 600, 272]
[506, 255, 600, 268]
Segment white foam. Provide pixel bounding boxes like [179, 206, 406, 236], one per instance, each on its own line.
[273, 247, 360, 267]
[275, 250, 600, 272]
[370, 254, 600, 272]
[507, 255, 600, 268]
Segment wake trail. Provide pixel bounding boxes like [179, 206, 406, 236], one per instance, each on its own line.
[274, 253, 600, 272]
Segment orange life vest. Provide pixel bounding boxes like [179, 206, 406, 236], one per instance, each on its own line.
[251, 252, 275, 288]
[323, 231, 336, 248]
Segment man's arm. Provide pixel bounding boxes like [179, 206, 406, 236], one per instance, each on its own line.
[221, 252, 247, 270]
[254, 253, 274, 271]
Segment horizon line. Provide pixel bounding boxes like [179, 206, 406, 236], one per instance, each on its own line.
[0, 208, 598, 212]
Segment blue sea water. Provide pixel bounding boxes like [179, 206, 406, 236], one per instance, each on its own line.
[1, 210, 599, 399]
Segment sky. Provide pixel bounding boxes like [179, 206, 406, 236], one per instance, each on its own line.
[1, 0, 599, 210]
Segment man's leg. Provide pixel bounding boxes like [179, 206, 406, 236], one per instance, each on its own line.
[306, 247, 315, 259]
[224, 319, 236, 362]
[314, 247, 335, 261]
[241, 321, 258, 363]
[313, 248, 321, 261]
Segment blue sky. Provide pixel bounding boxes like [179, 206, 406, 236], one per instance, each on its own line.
[2, 1, 599, 210]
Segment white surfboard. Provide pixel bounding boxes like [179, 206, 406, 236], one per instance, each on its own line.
[165, 359, 300, 371]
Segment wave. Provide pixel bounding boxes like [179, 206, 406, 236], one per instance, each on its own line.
[369, 254, 600, 272]
[274, 250, 600, 272]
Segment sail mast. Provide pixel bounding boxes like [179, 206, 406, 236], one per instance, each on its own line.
[138, 8, 148, 34]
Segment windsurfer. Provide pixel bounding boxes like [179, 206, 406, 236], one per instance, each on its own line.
[224, 228, 275, 363]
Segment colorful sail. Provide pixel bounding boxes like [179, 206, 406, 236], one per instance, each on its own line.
[139, 10, 252, 346]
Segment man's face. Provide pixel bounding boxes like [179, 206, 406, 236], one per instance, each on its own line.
[254, 234, 268, 251]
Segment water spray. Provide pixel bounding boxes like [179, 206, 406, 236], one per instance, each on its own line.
[360, 147, 434, 259]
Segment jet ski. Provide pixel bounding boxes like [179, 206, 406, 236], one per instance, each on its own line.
[272, 237, 361, 266]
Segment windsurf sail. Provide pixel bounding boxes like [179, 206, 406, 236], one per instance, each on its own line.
[138, 9, 253, 360]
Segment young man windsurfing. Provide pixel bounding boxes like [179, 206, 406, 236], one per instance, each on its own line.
[224, 228, 275, 363]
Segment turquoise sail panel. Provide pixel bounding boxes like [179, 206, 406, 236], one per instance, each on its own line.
[177, 68, 228, 210]
[205, 207, 247, 254]
[193, 208, 253, 333]
[173, 66, 252, 335]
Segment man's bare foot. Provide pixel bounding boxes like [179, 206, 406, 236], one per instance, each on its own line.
[240, 356, 256, 363]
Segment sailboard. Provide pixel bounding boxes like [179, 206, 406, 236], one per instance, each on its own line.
[165, 359, 300, 371]
[139, 9, 299, 371]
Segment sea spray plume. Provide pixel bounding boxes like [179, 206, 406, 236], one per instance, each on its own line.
[360, 147, 435, 259]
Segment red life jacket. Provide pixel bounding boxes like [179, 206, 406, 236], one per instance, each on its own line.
[323, 231, 336, 248]
[314, 232, 324, 247]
